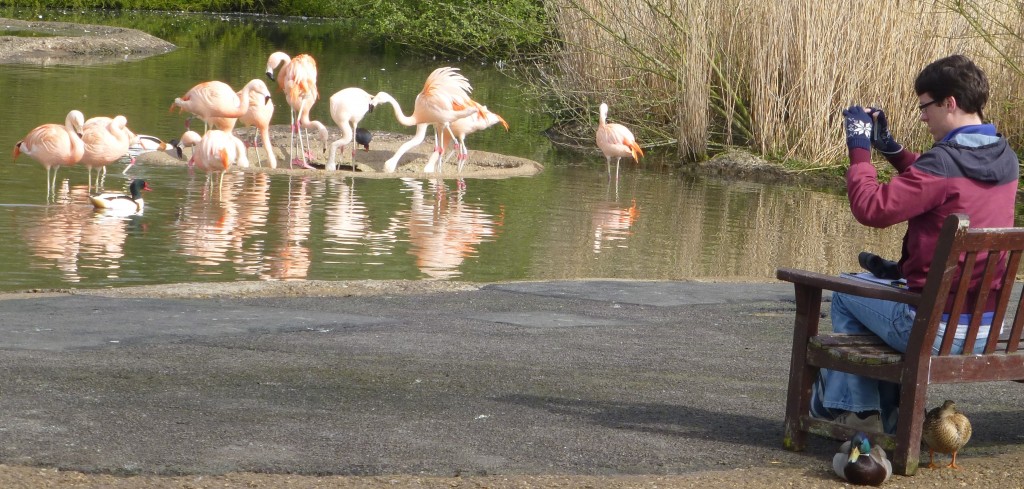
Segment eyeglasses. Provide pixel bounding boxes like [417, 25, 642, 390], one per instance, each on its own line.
[918, 99, 941, 111]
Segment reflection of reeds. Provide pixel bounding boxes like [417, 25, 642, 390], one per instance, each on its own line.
[536, 0, 1022, 164]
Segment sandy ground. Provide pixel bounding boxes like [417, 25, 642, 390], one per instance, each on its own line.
[140, 124, 544, 178]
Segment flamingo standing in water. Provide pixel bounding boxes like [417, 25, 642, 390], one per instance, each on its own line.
[191, 130, 249, 191]
[171, 79, 272, 133]
[437, 105, 509, 173]
[13, 109, 86, 200]
[326, 87, 389, 170]
[235, 82, 277, 168]
[80, 115, 133, 189]
[266, 52, 328, 169]
[376, 67, 481, 173]
[595, 102, 643, 179]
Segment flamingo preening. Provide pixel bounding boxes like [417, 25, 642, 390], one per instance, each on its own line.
[266, 51, 328, 169]
[235, 82, 277, 168]
[13, 109, 86, 200]
[595, 102, 643, 179]
[80, 115, 133, 189]
[377, 67, 482, 173]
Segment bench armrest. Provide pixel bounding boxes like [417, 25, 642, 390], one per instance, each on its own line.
[776, 268, 921, 306]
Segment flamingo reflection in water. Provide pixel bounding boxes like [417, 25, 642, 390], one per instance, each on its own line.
[21, 184, 139, 282]
[396, 178, 501, 279]
[323, 177, 372, 254]
[261, 175, 314, 280]
[591, 199, 639, 253]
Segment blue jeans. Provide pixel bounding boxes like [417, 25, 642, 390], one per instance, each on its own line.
[816, 292, 988, 433]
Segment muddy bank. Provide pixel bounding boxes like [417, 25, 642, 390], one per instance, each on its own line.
[0, 17, 175, 65]
[137, 124, 544, 178]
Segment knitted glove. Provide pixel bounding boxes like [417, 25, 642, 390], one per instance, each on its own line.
[868, 107, 904, 155]
[843, 106, 872, 151]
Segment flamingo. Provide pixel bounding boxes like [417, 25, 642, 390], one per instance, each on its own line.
[437, 105, 509, 172]
[235, 82, 277, 168]
[13, 109, 86, 199]
[326, 87, 388, 170]
[171, 79, 272, 133]
[265, 52, 328, 169]
[376, 67, 482, 173]
[191, 129, 249, 191]
[172, 130, 203, 165]
[89, 179, 151, 213]
[79, 115, 133, 190]
[595, 102, 643, 179]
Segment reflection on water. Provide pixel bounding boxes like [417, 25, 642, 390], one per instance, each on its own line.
[592, 199, 638, 253]
[397, 178, 500, 280]
[21, 183, 144, 283]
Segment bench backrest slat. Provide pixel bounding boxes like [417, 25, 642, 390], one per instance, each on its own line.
[907, 215, 1024, 358]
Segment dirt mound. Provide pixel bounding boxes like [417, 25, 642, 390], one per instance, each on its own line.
[138, 124, 544, 178]
[0, 17, 175, 65]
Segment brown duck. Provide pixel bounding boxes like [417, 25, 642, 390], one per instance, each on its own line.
[922, 400, 972, 469]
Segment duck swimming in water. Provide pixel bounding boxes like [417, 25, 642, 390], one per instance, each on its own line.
[89, 179, 151, 213]
[832, 432, 892, 486]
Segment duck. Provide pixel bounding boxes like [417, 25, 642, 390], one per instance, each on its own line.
[355, 127, 372, 152]
[832, 432, 892, 486]
[89, 179, 151, 213]
[923, 399, 972, 469]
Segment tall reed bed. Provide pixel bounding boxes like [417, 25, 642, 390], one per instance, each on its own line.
[537, 0, 1024, 166]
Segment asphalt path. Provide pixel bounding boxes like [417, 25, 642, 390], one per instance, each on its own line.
[1, 280, 1022, 477]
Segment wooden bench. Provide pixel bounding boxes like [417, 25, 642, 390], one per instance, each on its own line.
[776, 213, 1024, 475]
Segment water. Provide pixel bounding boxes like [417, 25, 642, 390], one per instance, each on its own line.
[0, 9, 916, 291]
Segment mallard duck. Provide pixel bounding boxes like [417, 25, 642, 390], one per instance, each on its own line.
[89, 179, 150, 213]
[832, 432, 892, 486]
[923, 399, 972, 469]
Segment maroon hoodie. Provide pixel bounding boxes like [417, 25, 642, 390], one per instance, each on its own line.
[846, 132, 1018, 310]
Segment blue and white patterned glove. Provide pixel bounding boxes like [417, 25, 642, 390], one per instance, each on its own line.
[843, 106, 872, 151]
[867, 107, 904, 155]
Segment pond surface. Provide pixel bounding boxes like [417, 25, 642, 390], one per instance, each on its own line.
[0, 9, 922, 291]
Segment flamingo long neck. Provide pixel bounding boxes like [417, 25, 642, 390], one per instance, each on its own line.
[382, 96, 417, 126]
[65, 119, 86, 164]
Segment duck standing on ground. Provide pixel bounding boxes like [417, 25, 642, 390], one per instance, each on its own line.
[89, 179, 151, 213]
[923, 400, 972, 469]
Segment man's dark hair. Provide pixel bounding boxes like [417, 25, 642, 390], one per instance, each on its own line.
[914, 54, 989, 119]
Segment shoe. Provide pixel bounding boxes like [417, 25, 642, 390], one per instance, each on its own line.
[832, 410, 883, 433]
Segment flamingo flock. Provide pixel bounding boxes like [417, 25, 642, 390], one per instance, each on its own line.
[13, 50, 646, 207]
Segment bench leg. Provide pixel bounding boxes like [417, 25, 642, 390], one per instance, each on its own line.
[890, 377, 927, 475]
[783, 284, 822, 452]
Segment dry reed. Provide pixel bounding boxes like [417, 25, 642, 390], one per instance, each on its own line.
[534, 0, 1024, 166]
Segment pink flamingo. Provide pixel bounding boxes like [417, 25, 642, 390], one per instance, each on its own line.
[595, 102, 643, 179]
[192, 130, 249, 191]
[171, 79, 272, 133]
[235, 82, 277, 168]
[266, 52, 328, 168]
[80, 115, 133, 189]
[326, 87, 391, 170]
[13, 110, 86, 199]
[437, 105, 509, 172]
[172, 130, 203, 165]
[377, 67, 481, 173]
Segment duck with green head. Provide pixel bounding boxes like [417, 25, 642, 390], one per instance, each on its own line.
[832, 432, 892, 486]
